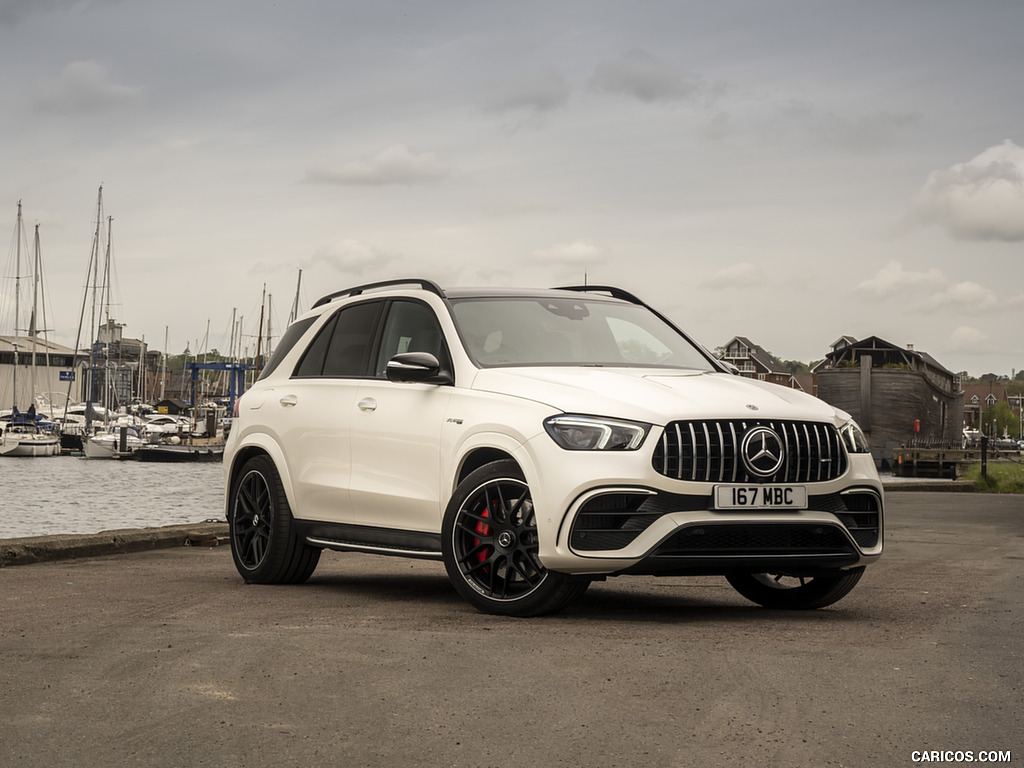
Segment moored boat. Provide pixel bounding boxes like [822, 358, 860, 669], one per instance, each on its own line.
[82, 424, 145, 459]
[135, 440, 223, 462]
[0, 407, 60, 456]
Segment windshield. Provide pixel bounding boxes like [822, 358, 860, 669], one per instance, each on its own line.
[449, 297, 715, 370]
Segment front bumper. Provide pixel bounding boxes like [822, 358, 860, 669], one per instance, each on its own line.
[517, 432, 884, 576]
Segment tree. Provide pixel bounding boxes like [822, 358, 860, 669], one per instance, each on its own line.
[980, 401, 1020, 439]
[780, 359, 810, 375]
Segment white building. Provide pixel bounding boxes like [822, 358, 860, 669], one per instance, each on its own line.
[0, 335, 81, 415]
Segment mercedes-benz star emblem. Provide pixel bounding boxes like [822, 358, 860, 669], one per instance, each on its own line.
[741, 427, 785, 478]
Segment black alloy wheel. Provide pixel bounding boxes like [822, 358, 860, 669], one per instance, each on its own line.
[442, 459, 589, 616]
[229, 454, 320, 584]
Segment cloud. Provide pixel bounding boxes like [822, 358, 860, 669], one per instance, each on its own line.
[306, 239, 396, 274]
[856, 260, 946, 300]
[589, 50, 696, 103]
[704, 262, 763, 289]
[948, 326, 990, 352]
[857, 260, 999, 314]
[34, 60, 143, 114]
[306, 144, 450, 186]
[483, 68, 571, 115]
[920, 281, 999, 312]
[531, 240, 604, 265]
[912, 139, 1024, 241]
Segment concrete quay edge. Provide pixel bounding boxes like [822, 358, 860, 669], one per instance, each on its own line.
[0, 521, 229, 568]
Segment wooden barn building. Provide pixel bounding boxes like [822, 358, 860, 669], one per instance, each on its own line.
[814, 336, 963, 468]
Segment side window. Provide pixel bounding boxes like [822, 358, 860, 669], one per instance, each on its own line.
[293, 301, 382, 378]
[323, 302, 381, 377]
[293, 314, 337, 377]
[258, 316, 316, 380]
[374, 300, 448, 377]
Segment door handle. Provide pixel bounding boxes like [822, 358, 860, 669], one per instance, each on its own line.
[279, 394, 298, 407]
[358, 397, 377, 412]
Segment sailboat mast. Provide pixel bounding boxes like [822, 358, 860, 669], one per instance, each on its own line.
[139, 336, 146, 404]
[86, 187, 103, 430]
[255, 284, 265, 374]
[266, 294, 273, 360]
[67, 186, 102, 432]
[35, 222, 52, 412]
[229, 308, 237, 364]
[12, 202, 23, 410]
[30, 224, 40, 409]
[160, 326, 168, 401]
[288, 268, 302, 326]
[101, 216, 113, 414]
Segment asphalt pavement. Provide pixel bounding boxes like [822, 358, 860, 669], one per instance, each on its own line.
[1, 491, 1021, 768]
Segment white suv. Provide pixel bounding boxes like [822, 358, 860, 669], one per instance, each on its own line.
[224, 279, 883, 616]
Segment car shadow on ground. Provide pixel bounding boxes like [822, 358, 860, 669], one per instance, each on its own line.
[299, 566, 871, 625]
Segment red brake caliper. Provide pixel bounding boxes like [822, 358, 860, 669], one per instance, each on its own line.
[474, 508, 492, 565]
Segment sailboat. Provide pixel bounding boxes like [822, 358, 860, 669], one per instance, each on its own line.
[80, 209, 143, 459]
[0, 203, 61, 457]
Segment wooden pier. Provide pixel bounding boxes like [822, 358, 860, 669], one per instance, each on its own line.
[892, 445, 1019, 479]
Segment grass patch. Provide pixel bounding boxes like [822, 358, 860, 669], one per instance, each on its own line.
[962, 462, 1024, 493]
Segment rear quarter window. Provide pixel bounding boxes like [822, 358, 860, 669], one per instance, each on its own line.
[256, 317, 316, 380]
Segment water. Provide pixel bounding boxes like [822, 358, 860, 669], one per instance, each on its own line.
[0, 455, 225, 539]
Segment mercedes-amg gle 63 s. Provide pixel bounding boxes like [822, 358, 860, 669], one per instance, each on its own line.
[225, 279, 882, 616]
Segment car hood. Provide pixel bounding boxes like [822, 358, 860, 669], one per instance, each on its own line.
[469, 367, 841, 425]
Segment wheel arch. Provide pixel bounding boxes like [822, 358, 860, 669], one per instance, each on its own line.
[225, 435, 297, 517]
[447, 432, 544, 518]
[455, 446, 518, 486]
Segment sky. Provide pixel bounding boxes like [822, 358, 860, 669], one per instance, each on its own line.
[1, 0, 1022, 377]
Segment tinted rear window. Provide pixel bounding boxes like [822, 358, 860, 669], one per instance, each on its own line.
[257, 317, 316, 380]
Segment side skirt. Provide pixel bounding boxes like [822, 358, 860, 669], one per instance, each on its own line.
[294, 520, 443, 561]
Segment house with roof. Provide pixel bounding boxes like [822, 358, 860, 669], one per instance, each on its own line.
[814, 335, 963, 467]
[718, 337, 805, 390]
[961, 384, 1011, 431]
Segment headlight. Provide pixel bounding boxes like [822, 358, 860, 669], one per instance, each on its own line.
[544, 415, 650, 451]
[839, 419, 870, 453]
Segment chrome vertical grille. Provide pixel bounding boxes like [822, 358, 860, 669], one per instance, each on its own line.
[653, 420, 847, 484]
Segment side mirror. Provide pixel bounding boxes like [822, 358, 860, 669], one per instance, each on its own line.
[386, 352, 453, 385]
[721, 361, 741, 375]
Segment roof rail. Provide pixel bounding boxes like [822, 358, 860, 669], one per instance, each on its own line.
[554, 285, 644, 305]
[313, 278, 446, 308]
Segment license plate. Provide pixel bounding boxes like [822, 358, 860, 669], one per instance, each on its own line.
[714, 485, 807, 510]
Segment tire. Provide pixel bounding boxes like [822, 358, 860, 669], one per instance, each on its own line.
[441, 460, 590, 617]
[229, 454, 320, 584]
[726, 567, 865, 609]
